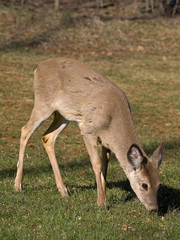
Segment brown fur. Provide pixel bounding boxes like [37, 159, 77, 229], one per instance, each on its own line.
[15, 58, 164, 211]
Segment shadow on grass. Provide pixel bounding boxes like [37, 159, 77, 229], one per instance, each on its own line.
[1, 167, 179, 215]
[0, 155, 91, 180]
[0, 165, 52, 180]
[107, 180, 136, 203]
[108, 180, 180, 213]
[69, 179, 180, 215]
[107, 180, 180, 215]
[0, 23, 62, 51]
[108, 180, 180, 215]
[0, 163, 89, 181]
[158, 185, 180, 216]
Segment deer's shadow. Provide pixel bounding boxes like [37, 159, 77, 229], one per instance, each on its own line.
[108, 180, 180, 215]
[76, 179, 180, 215]
[157, 185, 180, 216]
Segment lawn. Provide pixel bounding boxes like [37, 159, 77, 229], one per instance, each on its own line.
[0, 3, 179, 240]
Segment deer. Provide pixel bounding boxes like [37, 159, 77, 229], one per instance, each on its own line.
[14, 58, 164, 212]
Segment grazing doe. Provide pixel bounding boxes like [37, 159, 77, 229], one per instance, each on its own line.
[15, 58, 164, 211]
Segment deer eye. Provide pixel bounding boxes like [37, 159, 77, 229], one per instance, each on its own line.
[142, 183, 148, 191]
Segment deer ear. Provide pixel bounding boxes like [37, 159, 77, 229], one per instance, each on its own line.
[150, 143, 165, 169]
[127, 144, 147, 171]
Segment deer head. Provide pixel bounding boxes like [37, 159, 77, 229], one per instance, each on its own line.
[127, 143, 165, 211]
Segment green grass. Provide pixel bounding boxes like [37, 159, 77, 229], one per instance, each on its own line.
[0, 3, 180, 240]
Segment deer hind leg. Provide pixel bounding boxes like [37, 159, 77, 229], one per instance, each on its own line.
[41, 111, 69, 197]
[101, 146, 111, 195]
[15, 107, 51, 191]
[83, 134, 106, 207]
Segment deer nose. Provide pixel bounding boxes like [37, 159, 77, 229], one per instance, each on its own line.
[146, 205, 158, 212]
[150, 208, 158, 213]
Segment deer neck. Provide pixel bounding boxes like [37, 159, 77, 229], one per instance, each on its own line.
[115, 129, 140, 177]
[101, 107, 141, 178]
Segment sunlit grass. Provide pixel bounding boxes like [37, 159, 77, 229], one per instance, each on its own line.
[0, 4, 180, 239]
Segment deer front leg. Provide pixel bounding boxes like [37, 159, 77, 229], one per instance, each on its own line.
[83, 134, 106, 207]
